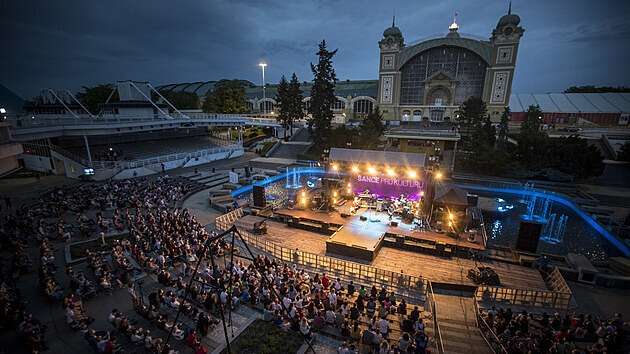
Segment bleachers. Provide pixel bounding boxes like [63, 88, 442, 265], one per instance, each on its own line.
[69, 135, 223, 161]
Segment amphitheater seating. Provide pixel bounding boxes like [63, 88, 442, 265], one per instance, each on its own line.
[69, 135, 223, 161]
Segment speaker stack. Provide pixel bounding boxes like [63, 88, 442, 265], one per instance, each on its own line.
[515, 219, 543, 253]
[253, 185, 266, 208]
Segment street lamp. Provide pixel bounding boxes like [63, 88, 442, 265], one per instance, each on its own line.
[259, 63, 267, 119]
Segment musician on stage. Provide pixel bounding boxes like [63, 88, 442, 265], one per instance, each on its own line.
[388, 204, 395, 220]
[350, 196, 359, 214]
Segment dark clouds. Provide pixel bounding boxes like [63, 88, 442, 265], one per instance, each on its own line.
[1, 0, 629, 99]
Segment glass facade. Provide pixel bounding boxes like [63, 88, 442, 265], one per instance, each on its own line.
[400, 46, 488, 106]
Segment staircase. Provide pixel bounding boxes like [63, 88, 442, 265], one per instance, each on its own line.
[433, 292, 492, 353]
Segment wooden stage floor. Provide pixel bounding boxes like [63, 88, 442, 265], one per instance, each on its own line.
[275, 206, 485, 253]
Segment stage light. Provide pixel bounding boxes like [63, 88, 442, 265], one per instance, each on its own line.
[449, 213, 454, 220]
[301, 192, 306, 197]
[368, 166, 376, 174]
[348, 183, 351, 188]
[301, 198, 306, 204]
[334, 192, 337, 197]
[332, 164, 338, 171]
[436, 172, 443, 179]
[333, 199, 337, 204]
[420, 191, 425, 196]
[448, 221, 452, 227]
[387, 169, 395, 176]
[408, 170, 416, 178]
[347, 188, 351, 193]
[352, 166, 358, 172]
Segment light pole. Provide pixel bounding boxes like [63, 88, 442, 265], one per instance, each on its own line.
[259, 63, 267, 119]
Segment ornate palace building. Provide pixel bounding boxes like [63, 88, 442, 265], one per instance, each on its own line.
[377, 7, 524, 122]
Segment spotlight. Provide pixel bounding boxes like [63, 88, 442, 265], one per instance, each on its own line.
[368, 167, 376, 174]
[420, 191, 425, 196]
[333, 192, 337, 197]
[448, 221, 452, 227]
[301, 192, 306, 197]
[348, 183, 351, 188]
[409, 170, 416, 178]
[352, 166, 358, 172]
[436, 172, 443, 179]
[449, 213, 454, 220]
[332, 164, 338, 171]
[347, 188, 351, 193]
[301, 198, 306, 204]
[387, 169, 395, 176]
[333, 199, 337, 204]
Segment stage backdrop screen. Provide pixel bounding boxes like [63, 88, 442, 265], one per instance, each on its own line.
[352, 173, 427, 200]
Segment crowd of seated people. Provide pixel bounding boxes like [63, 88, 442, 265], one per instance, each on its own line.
[479, 304, 628, 354]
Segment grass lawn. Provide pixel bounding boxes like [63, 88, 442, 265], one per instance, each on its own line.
[69, 233, 130, 260]
[260, 141, 277, 157]
[221, 318, 303, 354]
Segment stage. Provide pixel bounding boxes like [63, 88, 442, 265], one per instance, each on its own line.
[274, 204, 485, 261]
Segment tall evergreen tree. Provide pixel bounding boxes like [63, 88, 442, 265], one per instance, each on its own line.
[202, 79, 247, 114]
[359, 106, 384, 148]
[309, 40, 338, 148]
[520, 104, 543, 137]
[460, 97, 487, 139]
[286, 73, 304, 139]
[275, 76, 290, 138]
[496, 107, 510, 149]
[517, 105, 546, 169]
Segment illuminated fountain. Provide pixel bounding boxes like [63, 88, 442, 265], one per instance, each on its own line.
[285, 167, 302, 189]
[541, 214, 567, 244]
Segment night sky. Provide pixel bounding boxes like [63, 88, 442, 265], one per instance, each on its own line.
[2, 0, 629, 100]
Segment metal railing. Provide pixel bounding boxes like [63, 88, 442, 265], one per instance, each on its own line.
[473, 298, 508, 354]
[216, 207, 444, 353]
[51, 143, 242, 171]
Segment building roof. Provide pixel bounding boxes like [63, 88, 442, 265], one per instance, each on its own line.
[329, 147, 426, 168]
[433, 183, 469, 206]
[509, 93, 630, 113]
[398, 36, 493, 69]
[0, 84, 26, 116]
[383, 26, 403, 39]
[243, 80, 378, 100]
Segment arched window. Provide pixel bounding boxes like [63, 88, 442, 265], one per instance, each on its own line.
[352, 99, 373, 118]
[402, 110, 411, 121]
[246, 101, 254, 110]
[429, 88, 448, 106]
[413, 110, 422, 121]
[400, 46, 488, 106]
[331, 99, 345, 111]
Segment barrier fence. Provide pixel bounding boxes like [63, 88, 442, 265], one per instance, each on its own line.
[473, 298, 508, 354]
[216, 207, 445, 353]
[474, 266, 572, 310]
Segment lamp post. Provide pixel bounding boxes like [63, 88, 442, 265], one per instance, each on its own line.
[259, 63, 267, 119]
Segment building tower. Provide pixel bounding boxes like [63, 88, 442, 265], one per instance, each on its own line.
[483, 2, 525, 121]
[378, 17, 405, 121]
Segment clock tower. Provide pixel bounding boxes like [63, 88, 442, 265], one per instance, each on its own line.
[483, 2, 524, 122]
[378, 17, 405, 121]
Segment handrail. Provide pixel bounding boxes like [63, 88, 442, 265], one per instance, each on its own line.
[473, 298, 508, 354]
[426, 281, 445, 354]
[216, 208, 429, 304]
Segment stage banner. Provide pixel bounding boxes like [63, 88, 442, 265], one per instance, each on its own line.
[353, 173, 427, 200]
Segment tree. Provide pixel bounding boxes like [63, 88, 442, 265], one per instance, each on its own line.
[460, 97, 487, 140]
[155, 90, 199, 110]
[75, 84, 119, 115]
[565, 85, 630, 93]
[286, 73, 304, 138]
[359, 106, 384, 148]
[517, 105, 545, 170]
[275, 76, 290, 138]
[202, 79, 248, 114]
[309, 40, 338, 148]
[496, 107, 510, 149]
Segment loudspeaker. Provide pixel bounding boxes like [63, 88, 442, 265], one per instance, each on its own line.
[390, 221, 398, 227]
[253, 185, 266, 208]
[360, 215, 368, 221]
[515, 220, 543, 253]
[341, 213, 351, 218]
[467, 194, 479, 206]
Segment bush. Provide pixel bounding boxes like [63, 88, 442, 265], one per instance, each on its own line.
[260, 141, 277, 157]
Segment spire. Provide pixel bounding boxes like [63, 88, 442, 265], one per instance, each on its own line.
[392, 15, 395, 27]
[508, 1, 512, 15]
[449, 12, 459, 31]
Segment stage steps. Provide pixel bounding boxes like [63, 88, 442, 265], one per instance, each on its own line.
[433, 292, 492, 354]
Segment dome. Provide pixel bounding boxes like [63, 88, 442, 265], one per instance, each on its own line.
[383, 25, 403, 39]
[496, 13, 520, 29]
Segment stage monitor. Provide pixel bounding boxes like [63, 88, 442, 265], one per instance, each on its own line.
[83, 168, 95, 175]
[515, 219, 543, 253]
[252, 185, 266, 208]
